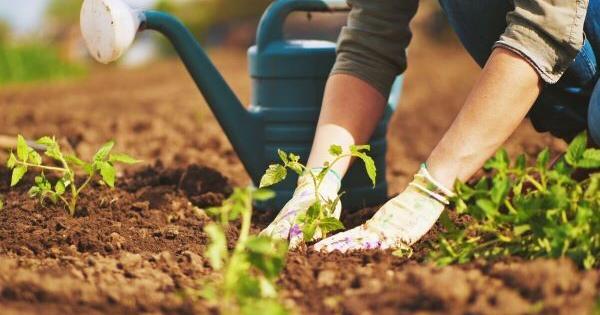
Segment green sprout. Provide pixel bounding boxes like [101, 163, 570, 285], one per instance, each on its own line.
[259, 144, 376, 242]
[431, 132, 600, 269]
[6, 135, 139, 215]
[191, 187, 288, 315]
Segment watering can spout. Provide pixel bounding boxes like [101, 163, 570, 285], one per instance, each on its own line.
[80, 0, 264, 181]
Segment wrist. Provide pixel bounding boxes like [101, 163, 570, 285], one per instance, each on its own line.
[408, 164, 455, 205]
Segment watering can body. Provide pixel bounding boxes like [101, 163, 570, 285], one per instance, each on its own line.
[80, 0, 403, 210]
[247, 0, 403, 209]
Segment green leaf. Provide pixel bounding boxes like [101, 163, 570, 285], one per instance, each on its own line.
[583, 148, 600, 161]
[11, 165, 27, 186]
[36, 136, 56, 147]
[350, 144, 370, 153]
[55, 179, 66, 195]
[306, 201, 321, 221]
[98, 161, 116, 187]
[536, 148, 550, 169]
[16, 135, 28, 161]
[109, 153, 140, 164]
[565, 132, 587, 165]
[328, 144, 342, 156]
[287, 161, 303, 175]
[204, 223, 227, 270]
[93, 140, 115, 161]
[236, 275, 262, 300]
[246, 236, 287, 279]
[259, 164, 287, 188]
[28, 150, 42, 165]
[83, 163, 94, 175]
[490, 176, 509, 205]
[484, 149, 509, 171]
[513, 224, 530, 236]
[515, 154, 526, 172]
[288, 153, 300, 163]
[252, 188, 275, 201]
[36, 136, 62, 161]
[277, 149, 288, 164]
[6, 152, 16, 169]
[576, 158, 600, 169]
[439, 210, 457, 232]
[302, 222, 318, 241]
[475, 198, 497, 218]
[319, 217, 344, 233]
[64, 154, 85, 166]
[354, 152, 376, 186]
[575, 148, 600, 168]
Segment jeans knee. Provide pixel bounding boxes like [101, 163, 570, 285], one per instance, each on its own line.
[589, 87, 600, 145]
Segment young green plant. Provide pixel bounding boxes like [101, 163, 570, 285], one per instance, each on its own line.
[431, 132, 600, 269]
[196, 187, 289, 315]
[259, 144, 376, 242]
[6, 135, 139, 215]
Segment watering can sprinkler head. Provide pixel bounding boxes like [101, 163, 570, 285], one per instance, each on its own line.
[80, 0, 142, 64]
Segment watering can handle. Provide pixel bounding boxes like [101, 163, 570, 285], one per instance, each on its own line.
[256, 0, 350, 50]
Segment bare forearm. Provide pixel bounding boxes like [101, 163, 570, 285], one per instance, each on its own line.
[427, 47, 543, 188]
[307, 74, 386, 175]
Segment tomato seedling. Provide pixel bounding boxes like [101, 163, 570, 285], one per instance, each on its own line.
[193, 187, 288, 315]
[259, 144, 376, 242]
[431, 132, 600, 269]
[6, 135, 139, 215]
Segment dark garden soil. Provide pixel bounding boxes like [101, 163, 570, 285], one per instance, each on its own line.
[0, 7, 598, 314]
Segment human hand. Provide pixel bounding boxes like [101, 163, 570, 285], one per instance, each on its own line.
[260, 168, 341, 249]
[314, 164, 453, 253]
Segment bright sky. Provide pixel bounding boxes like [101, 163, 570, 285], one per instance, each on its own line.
[0, 0, 157, 35]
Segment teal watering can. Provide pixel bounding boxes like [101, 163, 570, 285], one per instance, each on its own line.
[80, 0, 403, 209]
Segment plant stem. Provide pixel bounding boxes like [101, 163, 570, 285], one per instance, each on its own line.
[57, 195, 70, 210]
[14, 160, 66, 172]
[235, 189, 252, 251]
[75, 174, 93, 195]
[525, 175, 545, 192]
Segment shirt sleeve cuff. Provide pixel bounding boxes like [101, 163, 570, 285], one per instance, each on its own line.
[494, 12, 585, 84]
[330, 28, 406, 98]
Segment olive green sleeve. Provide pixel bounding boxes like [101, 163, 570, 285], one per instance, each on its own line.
[495, 0, 589, 84]
[330, 0, 419, 97]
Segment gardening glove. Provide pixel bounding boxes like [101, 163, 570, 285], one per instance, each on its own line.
[260, 168, 341, 249]
[314, 164, 454, 253]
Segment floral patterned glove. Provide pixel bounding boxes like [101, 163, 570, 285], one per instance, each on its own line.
[314, 164, 454, 253]
[260, 168, 341, 249]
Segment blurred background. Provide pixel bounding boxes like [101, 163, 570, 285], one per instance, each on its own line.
[0, 0, 451, 84]
[0, 0, 561, 193]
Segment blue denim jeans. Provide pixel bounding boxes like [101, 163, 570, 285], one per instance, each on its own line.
[439, 0, 600, 145]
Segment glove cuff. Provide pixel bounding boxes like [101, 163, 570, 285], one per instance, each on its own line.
[408, 164, 455, 205]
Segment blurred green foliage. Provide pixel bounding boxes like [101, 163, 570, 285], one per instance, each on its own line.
[0, 21, 9, 43]
[0, 43, 85, 84]
[0, 0, 85, 85]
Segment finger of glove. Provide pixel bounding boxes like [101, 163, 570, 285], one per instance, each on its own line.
[288, 223, 326, 250]
[259, 219, 293, 240]
[315, 227, 381, 253]
[260, 198, 309, 239]
[288, 225, 303, 250]
[313, 227, 360, 252]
